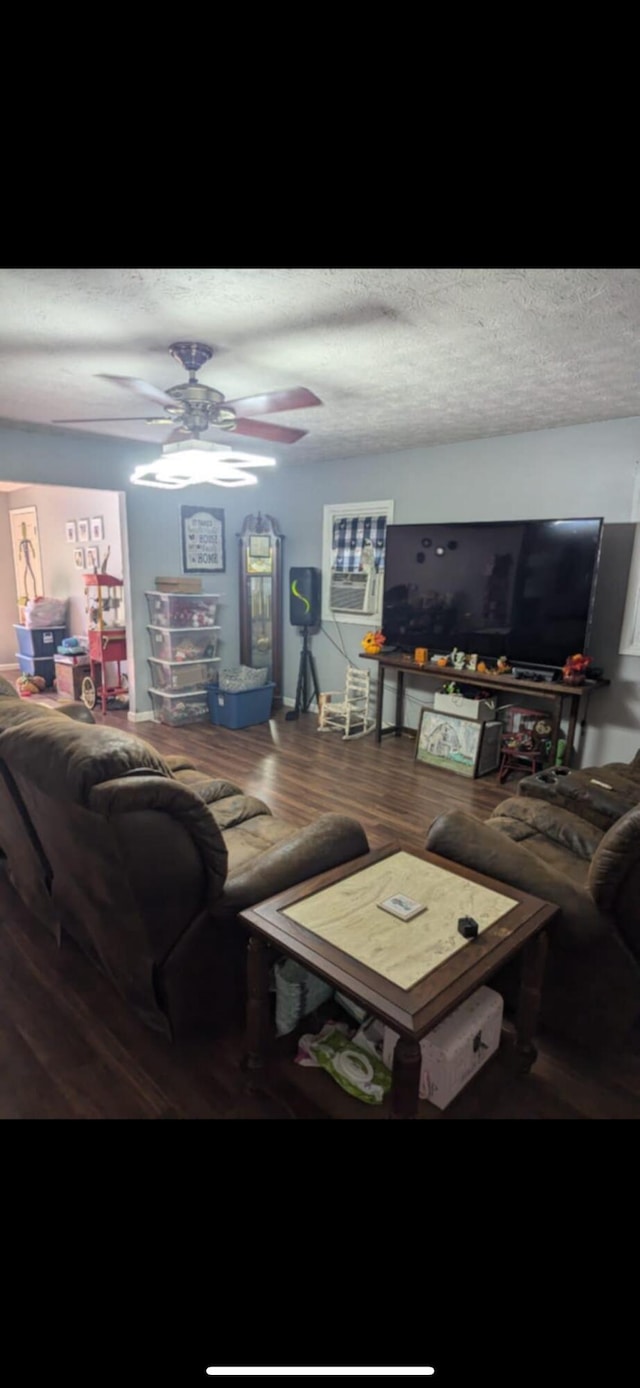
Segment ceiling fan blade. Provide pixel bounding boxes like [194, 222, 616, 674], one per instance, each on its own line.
[223, 387, 322, 417]
[229, 417, 308, 445]
[95, 374, 178, 409]
[52, 415, 173, 424]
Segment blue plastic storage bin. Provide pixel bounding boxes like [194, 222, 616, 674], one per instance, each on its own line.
[207, 682, 275, 729]
[15, 653, 56, 686]
[14, 624, 66, 658]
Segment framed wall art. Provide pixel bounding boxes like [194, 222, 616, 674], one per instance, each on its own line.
[86, 545, 99, 571]
[90, 516, 104, 542]
[65, 520, 77, 544]
[181, 504, 225, 574]
[78, 518, 90, 544]
[73, 547, 86, 571]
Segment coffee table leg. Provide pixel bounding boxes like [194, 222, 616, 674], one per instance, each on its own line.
[514, 930, 548, 1073]
[244, 933, 271, 1070]
[391, 1035, 422, 1119]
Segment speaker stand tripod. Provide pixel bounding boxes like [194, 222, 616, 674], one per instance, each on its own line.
[285, 627, 321, 720]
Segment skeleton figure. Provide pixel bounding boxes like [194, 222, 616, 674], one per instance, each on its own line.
[18, 522, 38, 602]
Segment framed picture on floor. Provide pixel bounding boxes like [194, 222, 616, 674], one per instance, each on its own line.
[415, 708, 501, 778]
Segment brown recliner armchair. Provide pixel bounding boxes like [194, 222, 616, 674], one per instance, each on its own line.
[425, 793, 640, 1051]
[0, 679, 368, 1037]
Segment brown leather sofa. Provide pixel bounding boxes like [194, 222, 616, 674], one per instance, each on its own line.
[0, 676, 369, 1038]
[517, 757, 640, 831]
[425, 762, 640, 1051]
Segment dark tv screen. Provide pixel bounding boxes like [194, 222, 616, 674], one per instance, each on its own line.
[382, 518, 603, 669]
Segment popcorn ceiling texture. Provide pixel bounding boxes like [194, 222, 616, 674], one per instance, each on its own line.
[0, 268, 639, 462]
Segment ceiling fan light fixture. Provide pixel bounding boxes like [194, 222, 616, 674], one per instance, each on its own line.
[130, 438, 276, 489]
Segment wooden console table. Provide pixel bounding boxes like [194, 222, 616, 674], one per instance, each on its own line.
[360, 652, 609, 766]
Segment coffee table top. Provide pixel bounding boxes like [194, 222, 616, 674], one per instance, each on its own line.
[240, 844, 558, 1039]
[285, 850, 517, 989]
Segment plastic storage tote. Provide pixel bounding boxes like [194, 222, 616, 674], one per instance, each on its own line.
[147, 656, 220, 691]
[144, 592, 219, 629]
[14, 624, 66, 658]
[147, 625, 220, 663]
[15, 653, 56, 686]
[148, 687, 210, 726]
[207, 682, 275, 729]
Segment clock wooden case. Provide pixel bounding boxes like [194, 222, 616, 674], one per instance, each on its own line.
[238, 512, 284, 707]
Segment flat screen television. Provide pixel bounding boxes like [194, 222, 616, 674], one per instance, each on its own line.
[381, 517, 603, 671]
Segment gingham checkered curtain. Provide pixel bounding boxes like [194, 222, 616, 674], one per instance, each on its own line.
[332, 514, 387, 573]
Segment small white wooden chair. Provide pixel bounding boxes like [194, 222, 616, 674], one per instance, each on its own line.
[317, 668, 375, 739]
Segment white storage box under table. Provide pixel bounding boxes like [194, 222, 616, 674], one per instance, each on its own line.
[382, 986, 504, 1110]
[433, 691, 497, 721]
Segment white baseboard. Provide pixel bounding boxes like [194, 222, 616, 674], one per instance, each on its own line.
[127, 710, 155, 723]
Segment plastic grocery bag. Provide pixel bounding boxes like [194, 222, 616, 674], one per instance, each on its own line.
[273, 959, 333, 1036]
[295, 1021, 392, 1105]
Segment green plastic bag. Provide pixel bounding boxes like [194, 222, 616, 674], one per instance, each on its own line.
[296, 1022, 392, 1105]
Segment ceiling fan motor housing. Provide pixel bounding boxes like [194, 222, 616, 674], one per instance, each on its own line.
[165, 381, 236, 433]
[168, 341, 214, 375]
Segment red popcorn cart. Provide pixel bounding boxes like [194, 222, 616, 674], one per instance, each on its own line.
[81, 572, 128, 715]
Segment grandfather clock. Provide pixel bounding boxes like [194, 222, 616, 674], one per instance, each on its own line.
[238, 513, 284, 707]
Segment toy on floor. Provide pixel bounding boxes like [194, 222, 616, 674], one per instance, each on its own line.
[16, 674, 47, 697]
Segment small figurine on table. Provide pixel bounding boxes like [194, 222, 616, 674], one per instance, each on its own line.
[467, 653, 478, 670]
[361, 630, 386, 656]
[496, 655, 511, 673]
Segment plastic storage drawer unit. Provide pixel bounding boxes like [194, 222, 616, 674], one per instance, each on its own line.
[148, 687, 210, 726]
[147, 656, 220, 691]
[15, 653, 56, 687]
[147, 625, 219, 663]
[145, 592, 219, 629]
[207, 682, 275, 729]
[14, 624, 66, 658]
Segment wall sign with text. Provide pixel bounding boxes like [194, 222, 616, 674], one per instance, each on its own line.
[181, 505, 226, 573]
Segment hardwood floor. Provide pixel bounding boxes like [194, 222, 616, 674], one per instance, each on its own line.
[1, 698, 639, 1119]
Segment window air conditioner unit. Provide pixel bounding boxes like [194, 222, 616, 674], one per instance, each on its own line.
[329, 568, 379, 615]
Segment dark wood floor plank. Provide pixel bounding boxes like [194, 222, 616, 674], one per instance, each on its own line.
[0, 695, 638, 1119]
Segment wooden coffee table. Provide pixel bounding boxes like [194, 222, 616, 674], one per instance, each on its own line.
[240, 844, 558, 1119]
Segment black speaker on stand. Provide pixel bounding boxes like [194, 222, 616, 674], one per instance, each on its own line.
[285, 567, 321, 720]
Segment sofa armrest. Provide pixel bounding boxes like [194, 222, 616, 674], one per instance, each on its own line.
[222, 813, 369, 913]
[426, 810, 605, 948]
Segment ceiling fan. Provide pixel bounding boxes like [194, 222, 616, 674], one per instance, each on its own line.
[53, 341, 322, 445]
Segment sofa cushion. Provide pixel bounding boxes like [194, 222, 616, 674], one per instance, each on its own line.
[0, 716, 171, 803]
[490, 797, 603, 862]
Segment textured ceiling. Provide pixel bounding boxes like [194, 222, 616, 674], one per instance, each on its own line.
[0, 267, 639, 466]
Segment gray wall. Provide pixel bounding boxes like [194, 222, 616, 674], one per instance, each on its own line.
[1, 415, 639, 763]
